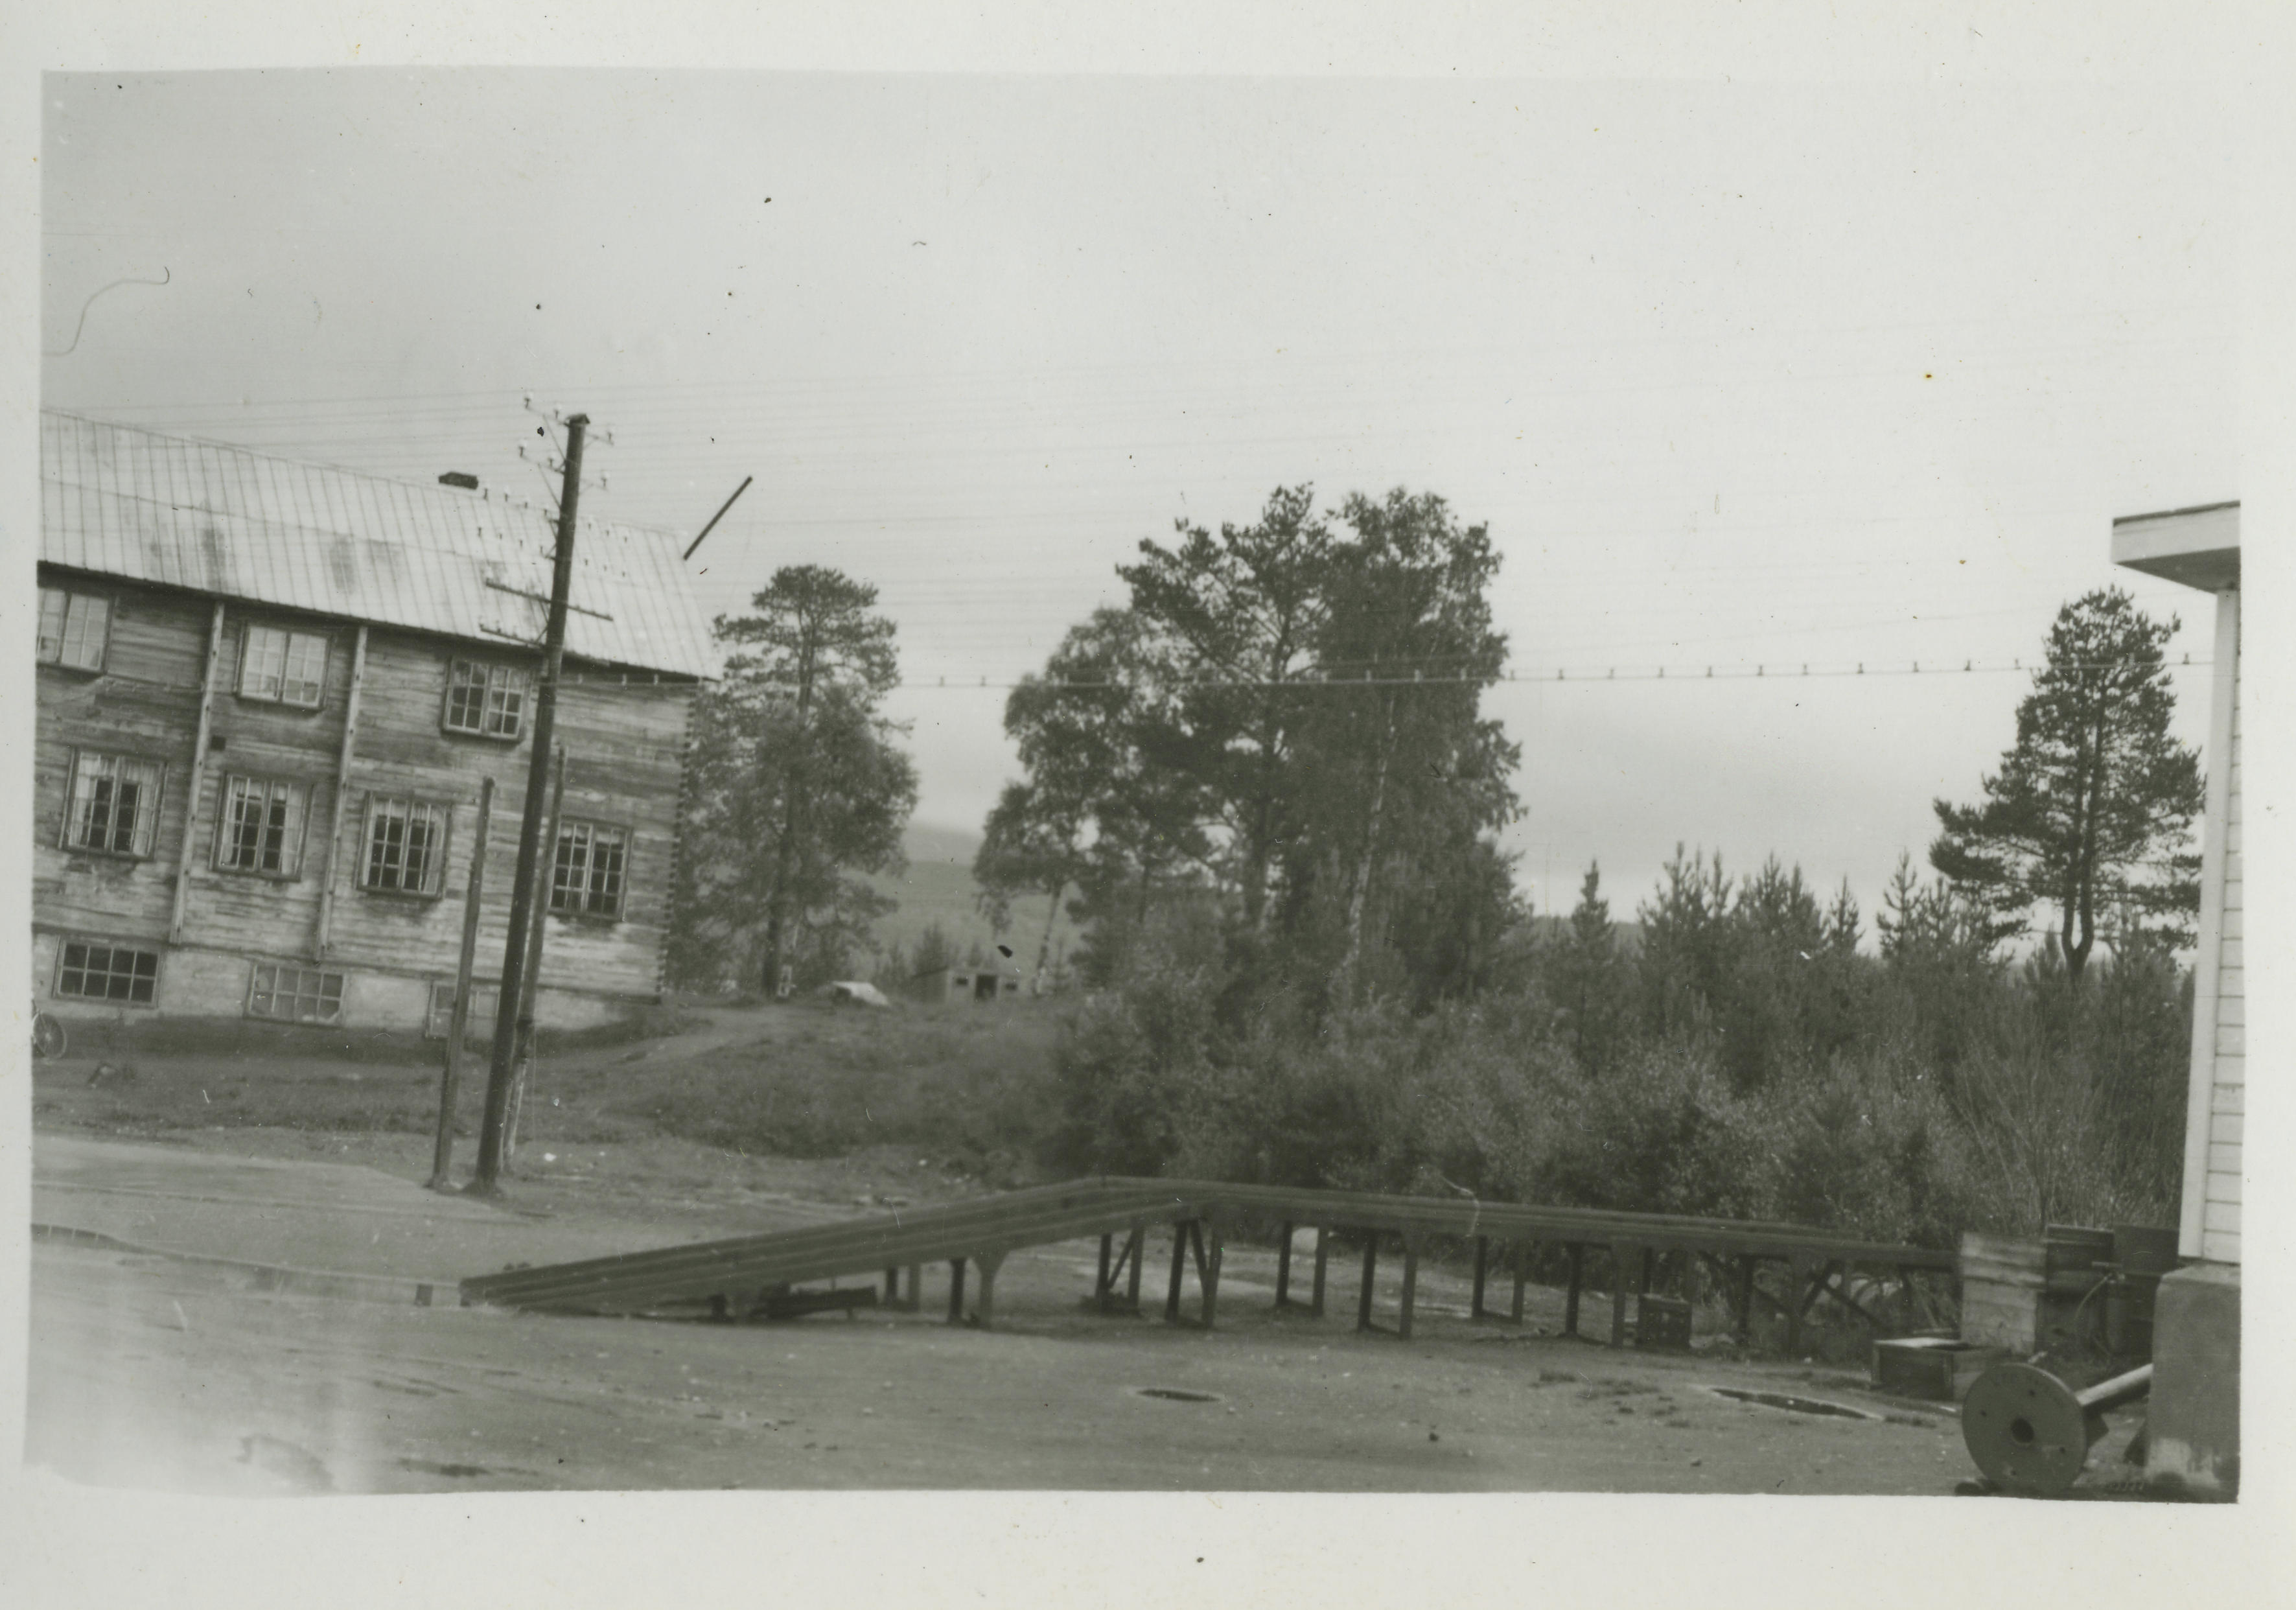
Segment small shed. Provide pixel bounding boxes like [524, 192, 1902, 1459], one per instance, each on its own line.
[917, 963, 1024, 1004]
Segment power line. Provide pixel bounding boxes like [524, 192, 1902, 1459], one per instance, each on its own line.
[884, 656, 2210, 693]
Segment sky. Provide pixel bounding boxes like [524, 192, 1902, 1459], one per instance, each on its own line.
[37, 68, 2244, 929]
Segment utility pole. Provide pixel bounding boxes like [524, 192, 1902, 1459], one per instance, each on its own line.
[470, 413, 587, 1193]
[504, 743, 567, 1169]
[428, 775, 494, 1189]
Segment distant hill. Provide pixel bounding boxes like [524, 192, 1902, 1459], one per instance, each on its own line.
[867, 822, 1079, 977]
[866, 824, 1638, 976]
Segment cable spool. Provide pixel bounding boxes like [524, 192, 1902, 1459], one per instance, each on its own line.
[1961, 1361, 2152, 1495]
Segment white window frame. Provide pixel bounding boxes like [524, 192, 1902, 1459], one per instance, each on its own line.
[214, 774, 310, 877]
[53, 938, 160, 1005]
[550, 818, 630, 920]
[38, 588, 111, 672]
[360, 794, 451, 897]
[61, 749, 164, 858]
[237, 622, 329, 708]
[246, 962, 346, 1025]
[442, 659, 530, 740]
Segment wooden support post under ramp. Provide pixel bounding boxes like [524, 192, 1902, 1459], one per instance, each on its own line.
[972, 1252, 1004, 1329]
[1564, 1243, 1584, 1337]
[1398, 1236, 1422, 1340]
[1470, 1236, 1489, 1320]
[1196, 1219, 1223, 1329]
[1311, 1227, 1329, 1318]
[1510, 1241, 1528, 1324]
[1165, 1222, 1189, 1324]
[1125, 1223, 1145, 1312]
[1275, 1220, 1295, 1307]
[1357, 1235, 1379, 1332]
[1609, 1241, 1644, 1346]
[946, 1258, 966, 1325]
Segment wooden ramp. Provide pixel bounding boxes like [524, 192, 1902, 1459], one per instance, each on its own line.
[458, 1176, 1957, 1351]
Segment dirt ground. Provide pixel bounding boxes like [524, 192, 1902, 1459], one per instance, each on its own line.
[21, 1007, 2150, 1499]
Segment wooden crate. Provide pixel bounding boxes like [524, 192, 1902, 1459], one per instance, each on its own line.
[1873, 1335, 2006, 1401]
[2044, 1224, 2116, 1297]
[1960, 1233, 2045, 1353]
[1635, 1294, 1693, 1352]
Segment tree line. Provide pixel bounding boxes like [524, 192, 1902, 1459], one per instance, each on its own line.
[664, 482, 2207, 1244]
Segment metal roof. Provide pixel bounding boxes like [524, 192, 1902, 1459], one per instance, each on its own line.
[40, 410, 716, 679]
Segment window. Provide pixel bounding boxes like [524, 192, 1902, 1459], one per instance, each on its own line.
[424, 979, 500, 1040]
[38, 589, 111, 671]
[550, 820, 629, 919]
[247, 962, 345, 1024]
[361, 795, 450, 896]
[237, 623, 329, 707]
[55, 940, 159, 1004]
[62, 751, 163, 857]
[215, 775, 309, 876]
[443, 660, 529, 739]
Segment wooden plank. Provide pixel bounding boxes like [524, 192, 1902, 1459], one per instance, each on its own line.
[1357, 1236, 1378, 1332]
[1563, 1243, 1583, 1337]
[2207, 1141, 2242, 1176]
[2205, 1172, 2242, 1206]
[1310, 1226, 1328, 1318]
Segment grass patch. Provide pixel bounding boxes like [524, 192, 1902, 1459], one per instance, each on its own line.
[615, 1003, 1063, 1184]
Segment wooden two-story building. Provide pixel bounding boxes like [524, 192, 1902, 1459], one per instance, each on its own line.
[33, 410, 715, 1035]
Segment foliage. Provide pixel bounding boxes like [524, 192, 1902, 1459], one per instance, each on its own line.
[990, 484, 1522, 1010]
[1931, 588, 2203, 979]
[671, 566, 919, 992]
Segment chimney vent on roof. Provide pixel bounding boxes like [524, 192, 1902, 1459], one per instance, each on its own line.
[438, 471, 480, 491]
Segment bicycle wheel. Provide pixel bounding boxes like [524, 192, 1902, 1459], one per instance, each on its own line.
[32, 1012, 67, 1061]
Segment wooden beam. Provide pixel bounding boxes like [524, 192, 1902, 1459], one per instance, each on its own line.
[1510, 1241, 1528, 1324]
[1198, 1220, 1223, 1329]
[168, 602, 227, 944]
[1165, 1222, 1188, 1323]
[1564, 1243, 1584, 1337]
[1610, 1242, 1641, 1346]
[973, 1252, 1004, 1330]
[1470, 1235, 1489, 1319]
[1096, 1233, 1113, 1301]
[1356, 1235, 1378, 1332]
[1398, 1236, 1421, 1340]
[1125, 1222, 1144, 1312]
[1311, 1227, 1329, 1318]
[1275, 1220, 1295, 1307]
[945, 1257, 966, 1325]
[312, 624, 368, 959]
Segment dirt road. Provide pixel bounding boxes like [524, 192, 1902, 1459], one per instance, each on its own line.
[29, 1233, 1981, 1495]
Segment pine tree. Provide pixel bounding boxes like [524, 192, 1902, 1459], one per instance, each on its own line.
[1930, 588, 2202, 981]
